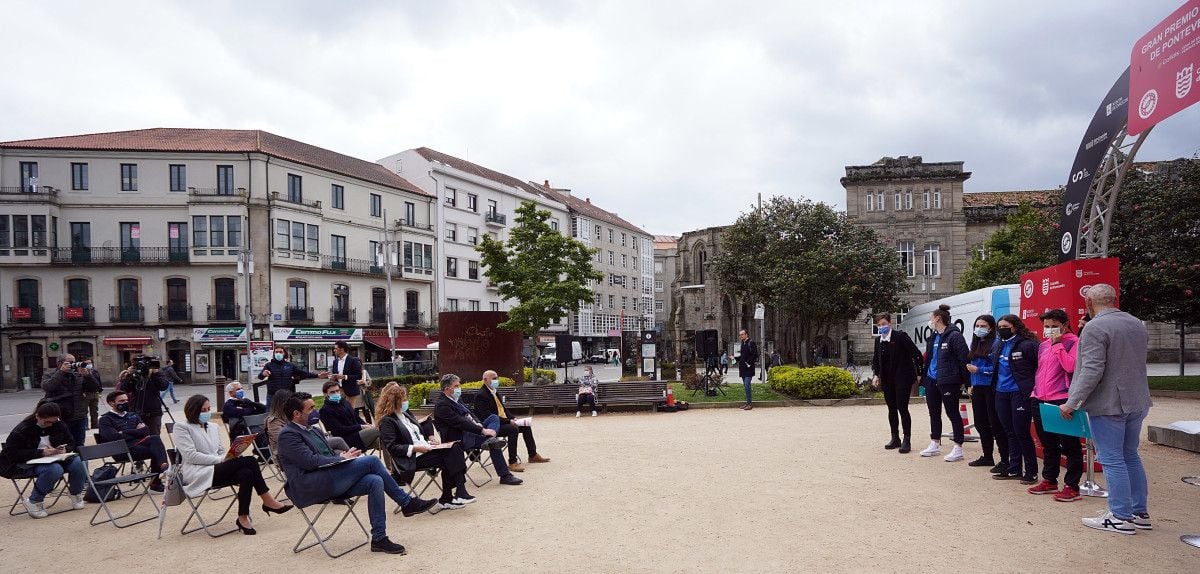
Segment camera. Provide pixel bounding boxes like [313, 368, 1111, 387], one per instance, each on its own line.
[132, 355, 161, 375]
[66, 361, 89, 369]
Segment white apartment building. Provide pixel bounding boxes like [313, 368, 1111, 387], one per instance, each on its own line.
[0, 128, 437, 390]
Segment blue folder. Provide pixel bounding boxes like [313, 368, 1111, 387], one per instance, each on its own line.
[1039, 403, 1091, 438]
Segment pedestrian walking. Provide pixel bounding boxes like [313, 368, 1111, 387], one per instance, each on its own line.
[159, 359, 182, 404]
[719, 353, 729, 375]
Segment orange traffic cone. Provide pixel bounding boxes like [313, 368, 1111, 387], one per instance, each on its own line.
[960, 403, 978, 442]
[666, 385, 676, 407]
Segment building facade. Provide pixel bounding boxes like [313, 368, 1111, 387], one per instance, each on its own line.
[0, 128, 437, 390]
[653, 235, 678, 334]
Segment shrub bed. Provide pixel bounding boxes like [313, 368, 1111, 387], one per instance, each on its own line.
[767, 365, 856, 399]
[524, 367, 557, 384]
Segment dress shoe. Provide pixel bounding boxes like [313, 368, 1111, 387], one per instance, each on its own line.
[528, 453, 551, 463]
[481, 437, 508, 450]
[400, 497, 437, 517]
[508, 462, 525, 472]
[371, 537, 407, 554]
[499, 474, 524, 486]
[236, 518, 256, 535]
[262, 503, 293, 515]
[884, 436, 901, 450]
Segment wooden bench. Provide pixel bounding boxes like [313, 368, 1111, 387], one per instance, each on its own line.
[596, 381, 668, 412]
[426, 381, 668, 414]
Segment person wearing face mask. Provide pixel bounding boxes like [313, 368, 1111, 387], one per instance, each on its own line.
[919, 305, 971, 462]
[376, 382, 473, 511]
[98, 391, 168, 490]
[433, 374, 521, 485]
[870, 312, 923, 453]
[989, 315, 1040, 484]
[175, 395, 292, 535]
[222, 381, 267, 439]
[0, 402, 88, 518]
[266, 391, 352, 456]
[1027, 309, 1084, 502]
[318, 381, 379, 452]
[964, 315, 1006, 471]
[577, 366, 599, 417]
[258, 347, 320, 409]
[473, 370, 550, 471]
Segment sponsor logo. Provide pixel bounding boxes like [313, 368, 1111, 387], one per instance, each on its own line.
[1060, 231, 1073, 255]
[1023, 280, 1034, 298]
[1104, 95, 1128, 116]
[1138, 89, 1159, 120]
[1065, 202, 1081, 216]
[1042, 278, 1050, 296]
[1079, 284, 1092, 298]
[1070, 168, 1091, 183]
[1075, 269, 1083, 278]
[1084, 132, 1109, 151]
[1178, 64, 1194, 100]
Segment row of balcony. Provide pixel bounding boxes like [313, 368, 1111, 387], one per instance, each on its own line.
[6, 305, 425, 327]
[36, 247, 192, 265]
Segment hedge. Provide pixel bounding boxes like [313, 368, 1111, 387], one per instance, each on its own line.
[405, 377, 516, 406]
[524, 368, 557, 384]
[373, 374, 439, 386]
[767, 365, 856, 399]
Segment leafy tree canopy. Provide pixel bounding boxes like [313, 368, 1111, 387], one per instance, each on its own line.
[959, 201, 1059, 292]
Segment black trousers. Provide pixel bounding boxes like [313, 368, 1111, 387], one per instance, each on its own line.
[924, 378, 964, 444]
[412, 443, 468, 502]
[1031, 398, 1084, 488]
[210, 457, 269, 517]
[498, 422, 537, 463]
[970, 385, 1008, 462]
[880, 377, 913, 436]
[128, 436, 169, 473]
[577, 393, 596, 411]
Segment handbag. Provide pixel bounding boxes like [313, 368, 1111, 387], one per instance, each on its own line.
[163, 466, 185, 506]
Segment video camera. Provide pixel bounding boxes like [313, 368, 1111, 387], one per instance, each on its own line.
[132, 355, 161, 376]
[65, 361, 90, 370]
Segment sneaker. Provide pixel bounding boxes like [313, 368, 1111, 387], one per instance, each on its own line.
[1019, 476, 1038, 485]
[591, 410, 597, 417]
[452, 495, 476, 505]
[399, 497, 437, 517]
[1082, 511, 1136, 535]
[919, 441, 941, 457]
[480, 437, 508, 450]
[22, 498, 47, 519]
[989, 463, 1007, 475]
[967, 456, 995, 467]
[370, 537, 408, 554]
[1054, 486, 1082, 502]
[1027, 480, 1059, 495]
[1129, 512, 1152, 530]
[992, 472, 1023, 480]
[576, 411, 581, 418]
[436, 501, 464, 511]
[70, 494, 87, 510]
[943, 445, 964, 462]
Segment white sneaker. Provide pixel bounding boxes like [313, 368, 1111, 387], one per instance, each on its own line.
[437, 501, 464, 511]
[451, 496, 477, 505]
[944, 445, 964, 462]
[591, 411, 597, 417]
[22, 498, 47, 519]
[1082, 511, 1136, 535]
[919, 441, 941, 457]
[70, 494, 86, 510]
[576, 411, 581, 418]
[1129, 512, 1152, 530]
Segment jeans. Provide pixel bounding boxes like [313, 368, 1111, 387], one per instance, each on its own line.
[995, 390, 1036, 478]
[881, 377, 913, 436]
[85, 393, 100, 428]
[460, 414, 511, 477]
[1090, 409, 1150, 520]
[923, 378, 963, 444]
[328, 456, 412, 542]
[27, 457, 87, 503]
[66, 418, 88, 449]
[741, 376, 753, 405]
[160, 381, 178, 403]
[970, 385, 1008, 462]
[1031, 398, 1083, 488]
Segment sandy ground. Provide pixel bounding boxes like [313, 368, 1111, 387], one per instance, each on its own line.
[1, 399, 1198, 573]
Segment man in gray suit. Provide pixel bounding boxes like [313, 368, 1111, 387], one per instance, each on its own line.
[1061, 283, 1152, 535]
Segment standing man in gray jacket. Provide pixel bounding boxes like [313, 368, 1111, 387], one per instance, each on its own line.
[1060, 283, 1152, 535]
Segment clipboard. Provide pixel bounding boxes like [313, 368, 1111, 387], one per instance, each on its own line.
[318, 457, 352, 469]
[225, 435, 258, 460]
[1038, 403, 1091, 438]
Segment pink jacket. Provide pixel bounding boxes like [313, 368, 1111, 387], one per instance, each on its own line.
[1032, 333, 1078, 401]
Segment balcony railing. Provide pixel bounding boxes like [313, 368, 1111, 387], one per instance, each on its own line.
[59, 305, 95, 323]
[396, 218, 435, 232]
[272, 191, 321, 210]
[286, 306, 314, 322]
[485, 211, 507, 226]
[7, 305, 45, 324]
[207, 304, 241, 322]
[369, 309, 388, 324]
[188, 187, 245, 197]
[319, 255, 382, 275]
[109, 305, 145, 323]
[403, 310, 425, 327]
[0, 186, 58, 200]
[158, 303, 193, 322]
[51, 247, 189, 265]
[329, 307, 356, 323]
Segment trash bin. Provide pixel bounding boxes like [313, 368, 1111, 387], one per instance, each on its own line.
[21, 376, 31, 390]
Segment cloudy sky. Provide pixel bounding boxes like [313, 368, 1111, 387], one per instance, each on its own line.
[3, 0, 1197, 235]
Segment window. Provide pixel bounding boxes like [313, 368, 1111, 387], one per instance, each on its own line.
[192, 216, 208, 250]
[120, 222, 140, 253]
[621, 232, 627, 246]
[933, 188, 942, 209]
[370, 193, 382, 217]
[467, 227, 479, 245]
[904, 189, 913, 210]
[923, 243, 941, 277]
[70, 222, 90, 249]
[621, 254, 627, 268]
[331, 185, 344, 209]
[120, 164, 138, 191]
[292, 222, 305, 251]
[0, 216, 10, 254]
[371, 288, 386, 315]
[447, 299, 459, 312]
[923, 189, 930, 209]
[50, 216, 56, 249]
[287, 174, 302, 203]
[655, 280, 664, 292]
[469, 300, 480, 311]
[331, 234, 346, 261]
[217, 165, 234, 195]
[490, 302, 500, 312]
[467, 193, 478, 212]
[487, 199, 498, 215]
[117, 278, 139, 309]
[655, 300, 664, 312]
[875, 191, 884, 211]
[445, 187, 457, 207]
[897, 241, 915, 278]
[865, 190, 874, 212]
[31, 216, 46, 248]
[214, 278, 236, 307]
[275, 219, 289, 250]
[16, 278, 39, 307]
[71, 163, 88, 190]
[551, 219, 559, 232]
[404, 202, 415, 225]
[403, 241, 433, 270]
[20, 162, 38, 192]
[227, 216, 241, 248]
[169, 164, 186, 192]
[608, 251, 614, 265]
[621, 296, 628, 310]
[168, 222, 188, 253]
[608, 295, 615, 309]
[210, 216, 224, 248]
[166, 278, 188, 318]
[445, 223, 457, 242]
[67, 278, 89, 307]
[894, 190, 901, 210]
[288, 280, 308, 309]
[446, 257, 458, 278]
[595, 225, 602, 240]
[976, 244, 988, 261]
[655, 260, 664, 273]
[468, 260, 479, 280]
[608, 228, 614, 243]
[12, 215, 27, 249]
[306, 224, 318, 253]
[332, 283, 349, 312]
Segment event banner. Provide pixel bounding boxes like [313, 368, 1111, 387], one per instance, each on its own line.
[249, 341, 274, 379]
[1057, 68, 1130, 262]
[192, 327, 247, 342]
[271, 327, 363, 341]
[1018, 258, 1120, 335]
[1129, 0, 1200, 135]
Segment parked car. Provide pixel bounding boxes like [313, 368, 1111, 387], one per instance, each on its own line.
[584, 354, 608, 364]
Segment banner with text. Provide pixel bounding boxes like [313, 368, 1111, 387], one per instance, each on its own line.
[271, 327, 363, 341]
[1019, 258, 1120, 335]
[1129, 0, 1200, 135]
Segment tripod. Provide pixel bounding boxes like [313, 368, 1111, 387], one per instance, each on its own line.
[692, 358, 726, 397]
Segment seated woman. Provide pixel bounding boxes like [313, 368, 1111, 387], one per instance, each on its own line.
[318, 381, 379, 451]
[266, 391, 350, 456]
[376, 382, 473, 511]
[0, 403, 88, 518]
[576, 366, 599, 418]
[175, 395, 292, 535]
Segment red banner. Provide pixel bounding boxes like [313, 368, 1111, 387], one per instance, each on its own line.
[1019, 258, 1120, 335]
[11, 307, 32, 320]
[63, 306, 84, 319]
[1129, 0, 1200, 135]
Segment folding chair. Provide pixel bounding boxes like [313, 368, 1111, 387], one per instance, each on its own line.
[383, 451, 440, 513]
[464, 445, 495, 488]
[241, 413, 279, 480]
[291, 494, 370, 558]
[78, 441, 160, 528]
[168, 449, 239, 537]
[93, 433, 149, 496]
[7, 468, 70, 517]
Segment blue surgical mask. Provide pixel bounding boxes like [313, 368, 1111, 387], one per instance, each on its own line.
[274, 353, 284, 361]
[307, 410, 321, 425]
[974, 327, 989, 338]
[490, 379, 500, 390]
[234, 390, 245, 399]
[198, 412, 212, 424]
[328, 393, 341, 403]
[878, 326, 891, 335]
[452, 388, 462, 401]
[400, 400, 409, 412]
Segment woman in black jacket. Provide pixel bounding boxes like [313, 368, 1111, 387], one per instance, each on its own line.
[376, 382, 472, 510]
[0, 403, 88, 518]
[258, 346, 320, 408]
[871, 312, 923, 453]
[989, 314, 1041, 483]
[920, 305, 971, 462]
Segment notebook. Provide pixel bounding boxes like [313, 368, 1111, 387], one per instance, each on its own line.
[1038, 403, 1092, 438]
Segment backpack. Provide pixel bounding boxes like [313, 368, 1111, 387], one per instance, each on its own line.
[83, 464, 122, 502]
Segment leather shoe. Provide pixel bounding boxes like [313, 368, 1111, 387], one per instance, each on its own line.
[371, 537, 407, 555]
[528, 453, 551, 463]
[481, 437, 507, 450]
[499, 474, 523, 486]
[400, 497, 437, 517]
[508, 462, 525, 472]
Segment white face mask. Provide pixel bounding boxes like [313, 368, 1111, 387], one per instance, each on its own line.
[1043, 327, 1061, 339]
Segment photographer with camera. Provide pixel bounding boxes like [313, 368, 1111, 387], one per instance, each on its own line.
[41, 354, 95, 448]
[118, 356, 169, 436]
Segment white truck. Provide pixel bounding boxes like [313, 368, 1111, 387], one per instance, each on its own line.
[898, 285, 1019, 348]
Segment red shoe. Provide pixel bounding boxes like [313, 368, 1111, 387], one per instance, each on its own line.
[1027, 480, 1058, 495]
[1054, 486, 1081, 502]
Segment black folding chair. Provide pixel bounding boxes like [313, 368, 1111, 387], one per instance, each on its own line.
[431, 412, 494, 488]
[291, 492, 370, 558]
[241, 413, 279, 480]
[7, 467, 70, 517]
[93, 433, 150, 496]
[168, 449, 239, 537]
[78, 441, 160, 528]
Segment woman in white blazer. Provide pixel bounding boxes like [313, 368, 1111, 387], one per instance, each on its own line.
[176, 395, 291, 534]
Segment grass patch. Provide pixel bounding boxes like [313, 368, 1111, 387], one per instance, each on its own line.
[669, 382, 783, 403]
[1148, 376, 1200, 392]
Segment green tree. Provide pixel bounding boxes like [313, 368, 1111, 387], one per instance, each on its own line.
[710, 197, 909, 365]
[959, 201, 1060, 291]
[1109, 158, 1200, 325]
[477, 201, 603, 381]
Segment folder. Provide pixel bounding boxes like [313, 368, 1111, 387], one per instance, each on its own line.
[1039, 403, 1091, 438]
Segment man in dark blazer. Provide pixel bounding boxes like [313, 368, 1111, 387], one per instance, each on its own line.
[432, 374, 521, 485]
[472, 370, 550, 472]
[318, 381, 379, 451]
[737, 329, 759, 410]
[328, 341, 369, 421]
[276, 395, 434, 555]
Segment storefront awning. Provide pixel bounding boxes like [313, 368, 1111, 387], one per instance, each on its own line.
[364, 331, 435, 352]
[103, 337, 152, 348]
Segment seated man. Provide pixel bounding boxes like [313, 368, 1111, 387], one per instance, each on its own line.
[318, 381, 379, 452]
[222, 382, 267, 438]
[433, 374, 522, 486]
[97, 391, 167, 490]
[0, 403, 88, 518]
[472, 370, 550, 472]
[276, 395, 436, 555]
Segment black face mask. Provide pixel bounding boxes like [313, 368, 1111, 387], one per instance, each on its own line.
[115, 403, 130, 413]
[998, 327, 1014, 339]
